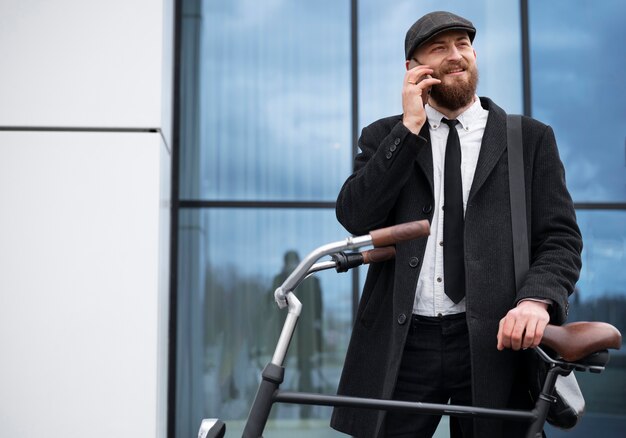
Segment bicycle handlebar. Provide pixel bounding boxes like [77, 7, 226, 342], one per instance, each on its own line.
[362, 246, 396, 264]
[370, 220, 430, 247]
[331, 247, 396, 273]
[274, 220, 430, 311]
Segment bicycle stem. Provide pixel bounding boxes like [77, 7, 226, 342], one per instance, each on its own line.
[270, 235, 372, 366]
[270, 220, 430, 367]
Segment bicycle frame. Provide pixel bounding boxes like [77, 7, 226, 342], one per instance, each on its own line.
[198, 221, 621, 438]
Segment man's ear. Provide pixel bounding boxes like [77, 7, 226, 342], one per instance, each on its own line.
[406, 58, 419, 70]
[473, 49, 477, 60]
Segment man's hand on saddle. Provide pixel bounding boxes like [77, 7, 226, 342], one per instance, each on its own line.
[497, 300, 550, 351]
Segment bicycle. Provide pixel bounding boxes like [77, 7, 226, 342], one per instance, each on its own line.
[198, 220, 622, 438]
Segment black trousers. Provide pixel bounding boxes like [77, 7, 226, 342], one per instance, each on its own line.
[384, 313, 473, 438]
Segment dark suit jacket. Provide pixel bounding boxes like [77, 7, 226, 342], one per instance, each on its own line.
[330, 98, 582, 438]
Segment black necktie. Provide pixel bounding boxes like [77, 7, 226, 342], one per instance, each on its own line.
[442, 118, 465, 304]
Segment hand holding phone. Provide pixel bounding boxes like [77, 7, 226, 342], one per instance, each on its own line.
[402, 64, 440, 134]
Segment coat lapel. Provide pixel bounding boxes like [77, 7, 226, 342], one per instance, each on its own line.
[468, 98, 508, 202]
[415, 123, 434, 194]
[411, 98, 507, 203]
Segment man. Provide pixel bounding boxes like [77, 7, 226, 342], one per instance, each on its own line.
[330, 11, 582, 438]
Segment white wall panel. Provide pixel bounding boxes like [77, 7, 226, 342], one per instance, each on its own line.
[161, 0, 175, 148]
[0, 131, 168, 438]
[157, 135, 171, 438]
[0, 0, 165, 128]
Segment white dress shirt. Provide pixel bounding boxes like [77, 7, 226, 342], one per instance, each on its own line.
[413, 97, 489, 316]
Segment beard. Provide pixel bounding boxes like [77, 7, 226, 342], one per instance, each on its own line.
[429, 60, 479, 111]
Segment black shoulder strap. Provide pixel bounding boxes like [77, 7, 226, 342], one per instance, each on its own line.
[507, 114, 529, 292]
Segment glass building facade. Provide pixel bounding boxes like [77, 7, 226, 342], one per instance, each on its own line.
[174, 1, 626, 437]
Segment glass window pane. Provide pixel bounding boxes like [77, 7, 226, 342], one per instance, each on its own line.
[179, 0, 351, 201]
[546, 210, 626, 436]
[529, 0, 626, 202]
[176, 208, 352, 438]
[359, 0, 522, 127]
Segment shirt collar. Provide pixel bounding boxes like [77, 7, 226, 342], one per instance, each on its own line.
[425, 96, 482, 131]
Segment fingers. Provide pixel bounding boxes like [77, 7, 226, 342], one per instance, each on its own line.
[521, 318, 538, 349]
[498, 316, 524, 351]
[497, 319, 504, 350]
[416, 78, 441, 99]
[496, 302, 550, 351]
[496, 316, 517, 350]
[401, 66, 441, 134]
[403, 66, 440, 97]
[531, 318, 549, 348]
[405, 64, 435, 83]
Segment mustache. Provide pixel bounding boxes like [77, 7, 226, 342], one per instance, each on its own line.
[432, 61, 470, 77]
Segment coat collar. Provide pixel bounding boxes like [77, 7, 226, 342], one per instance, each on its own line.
[467, 97, 508, 202]
[415, 124, 433, 194]
[412, 97, 507, 201]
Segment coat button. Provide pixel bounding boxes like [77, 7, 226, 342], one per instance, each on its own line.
[422, 204, 432, 214]
[397, 313, 407, 325]
[409, 257, 419, 268]
[385, 152, 392, 159]
[394, 138, 401, 145]
[390, 144, 397, 152]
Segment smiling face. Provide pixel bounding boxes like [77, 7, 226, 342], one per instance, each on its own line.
[409, 30, 478, 111]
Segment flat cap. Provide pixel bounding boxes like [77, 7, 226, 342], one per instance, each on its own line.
[404, 11, 476, 60]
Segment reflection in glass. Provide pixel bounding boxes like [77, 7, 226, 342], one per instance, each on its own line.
[174, 1, 626, 437]
[571, 211, 626, 333]
[176, 208, 352, 437]
[178, 0, 351, 201]
[530, 0, 626, 202]
[546, 210, 626, 436]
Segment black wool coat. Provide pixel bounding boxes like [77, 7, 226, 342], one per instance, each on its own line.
[330, 98, 582, 438]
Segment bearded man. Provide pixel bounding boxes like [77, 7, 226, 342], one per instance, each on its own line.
[330, 11, 582, 438]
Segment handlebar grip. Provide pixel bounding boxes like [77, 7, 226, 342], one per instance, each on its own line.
[332, 247, 395, 273]
[361, 246, 396, 264]
[369, 220, 430, 247]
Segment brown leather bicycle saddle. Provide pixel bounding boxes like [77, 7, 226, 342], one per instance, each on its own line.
[541, 322, 622, 364]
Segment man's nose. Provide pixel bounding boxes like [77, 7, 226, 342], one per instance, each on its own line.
[446, 46, 463, 61]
